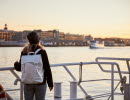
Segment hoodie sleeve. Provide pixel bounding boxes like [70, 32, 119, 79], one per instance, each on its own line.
[14, 53, 22, 71]
[40, 50, 53, 87]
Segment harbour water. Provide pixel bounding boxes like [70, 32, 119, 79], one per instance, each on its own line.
[0, 46, 130, 100]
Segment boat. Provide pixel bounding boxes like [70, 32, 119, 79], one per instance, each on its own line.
[89, 40, 104, 49]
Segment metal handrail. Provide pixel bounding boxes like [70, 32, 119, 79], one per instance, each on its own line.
[96, 57, 130, 100]
[78, 62, 123, 100]
[78, 62, 123, 83]
[96, 57, 130, 74]
[0, 61, 123, 100]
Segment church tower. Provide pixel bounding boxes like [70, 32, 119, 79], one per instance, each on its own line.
[4, 24, 8, 30]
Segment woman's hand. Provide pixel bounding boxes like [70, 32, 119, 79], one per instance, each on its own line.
[49, 87, 53, 91]
[14, 61, 19, 67]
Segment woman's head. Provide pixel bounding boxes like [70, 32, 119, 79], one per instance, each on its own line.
[22, 31, 43, 54]
[27, 31, 40, 44]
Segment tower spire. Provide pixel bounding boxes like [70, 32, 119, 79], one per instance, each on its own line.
[4, 24, 8, 30]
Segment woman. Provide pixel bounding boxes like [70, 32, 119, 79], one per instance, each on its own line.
[14, 31, 53, 100]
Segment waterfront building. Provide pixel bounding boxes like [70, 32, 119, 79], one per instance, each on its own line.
[12, 30, 32, 41]
[0, 24, 15, 41]
[123, 39, 130, 46]
[103, 38, 126, 46]
[84, 35, 93, 45]
[59, 32, 65, 40]
[53, 29, 59, 41]
[104, 40, 115, 46]
[84, 35, 93, 41]
[0, 24, 89, 46]
[64, 33, 84, 41]
[40, 30, 54, 41]
[12, 31, 23, 41]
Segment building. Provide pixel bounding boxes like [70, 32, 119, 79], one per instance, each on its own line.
[59, 32, 65, 40]
[0, 24, 15, 41]
[12, 31, 23, 41]
[64, 33, 84, 41]
[53, 30, 59, 41]
[40, 30, 54, 41]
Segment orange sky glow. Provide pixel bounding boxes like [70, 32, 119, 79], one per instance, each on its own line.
[0, 0, 130, 38]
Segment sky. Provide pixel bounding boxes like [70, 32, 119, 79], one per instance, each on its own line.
[0, 0, 130, 38]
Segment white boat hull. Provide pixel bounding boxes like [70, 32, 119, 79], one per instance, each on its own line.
[89, 41, 104, 49]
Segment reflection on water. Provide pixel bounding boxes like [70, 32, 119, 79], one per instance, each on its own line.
[0, 46, 129, 100]
[0, 46, 130, 66]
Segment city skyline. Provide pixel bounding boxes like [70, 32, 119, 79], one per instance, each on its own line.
[0, 0, 130, 38]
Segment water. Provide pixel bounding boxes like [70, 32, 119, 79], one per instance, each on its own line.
[0, 46, 130, 100]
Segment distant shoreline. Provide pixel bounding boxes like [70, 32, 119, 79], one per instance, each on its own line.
[0, 45, 128, 47]
[0, 45, 86, 47]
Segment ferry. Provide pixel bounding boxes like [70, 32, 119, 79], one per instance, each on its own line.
[89, 40, 104, 49]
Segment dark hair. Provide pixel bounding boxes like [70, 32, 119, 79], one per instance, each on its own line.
[22, 43, 43, 54]
[22, 31, 43, 54]
[27, 31, 40, 44]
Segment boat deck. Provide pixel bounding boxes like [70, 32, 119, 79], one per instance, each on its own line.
[1, 57, 130, 100]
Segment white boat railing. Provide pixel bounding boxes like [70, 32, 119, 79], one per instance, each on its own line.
[96, 57, 130, 100]
[96, 57, 130, 74]
[0, 61, 125, 100]
[96, 57, 130, 85]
